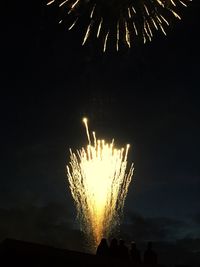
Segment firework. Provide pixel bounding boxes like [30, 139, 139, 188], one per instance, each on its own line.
[66, 118, 134, 249]
[47, 0, 191, 51]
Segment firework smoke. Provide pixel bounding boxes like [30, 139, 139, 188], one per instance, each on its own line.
[66, 118, 134, 250]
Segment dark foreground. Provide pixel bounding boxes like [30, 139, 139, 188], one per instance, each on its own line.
[0, 238, 190, 267]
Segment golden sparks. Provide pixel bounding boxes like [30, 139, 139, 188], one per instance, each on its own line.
[46, 0, 192, 50]
[66, 119, 134, 248]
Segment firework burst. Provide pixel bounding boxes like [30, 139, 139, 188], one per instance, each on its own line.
[47, 0, 191, 51]
[66, 118, 134, 249]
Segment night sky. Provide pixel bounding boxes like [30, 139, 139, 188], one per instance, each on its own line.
[1, 0, 200, 261]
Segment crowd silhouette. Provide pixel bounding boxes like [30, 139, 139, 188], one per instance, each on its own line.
[96, 238, 158, 266]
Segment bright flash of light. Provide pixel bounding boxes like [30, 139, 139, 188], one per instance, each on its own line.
[66, 118, 134, 249]
[46, 0, 192, 51]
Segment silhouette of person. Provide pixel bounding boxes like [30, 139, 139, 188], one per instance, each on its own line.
[130, 241, 142, 265]
[96, 238, 109, 257]
[109, 238, 119, 258]
[118, 239, 129, 260]
[143, 242, 157, 265]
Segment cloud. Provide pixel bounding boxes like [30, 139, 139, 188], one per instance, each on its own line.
[121, 212, 187, 242]
[1, 206, 200, 265]
[119, 212, 200, 266]
[0, 203, 86, 252]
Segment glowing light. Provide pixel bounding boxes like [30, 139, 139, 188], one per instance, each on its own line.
[47, 0, 191, 51]
[47, 0, 55, 5]
[66, 119, 134, 249]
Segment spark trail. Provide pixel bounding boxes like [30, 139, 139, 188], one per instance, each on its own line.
[66, 118, 134, 249]
[47, 0, 192, 51]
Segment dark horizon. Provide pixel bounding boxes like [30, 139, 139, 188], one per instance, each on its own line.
[1, 236, 200, 267]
